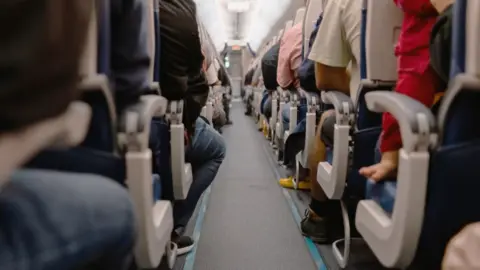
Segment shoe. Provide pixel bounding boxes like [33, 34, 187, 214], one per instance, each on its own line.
[172, 233, 195, 255]
[278, 177, 311, 190]
[300, 209, 329, 243]
[226, 120, 233, 125]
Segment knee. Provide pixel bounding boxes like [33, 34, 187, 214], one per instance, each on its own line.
[213, 132, 227, 161]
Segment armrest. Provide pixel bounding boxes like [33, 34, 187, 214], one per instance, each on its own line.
[303, 92, 319, 112]
[356, 91, 438, 268]
[150, 82, 160, 95]
[118, 94, 173, 268]
[118, 95, 168, 151]
[321, 91, 355, 125]
[364, 91, 437, 152]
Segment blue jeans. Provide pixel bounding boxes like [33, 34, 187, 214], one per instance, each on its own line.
[0, 169, 135, 270]
[174, 118, 226, 228]
[150, 117, 226, 229]
[282, 101, 308, 133]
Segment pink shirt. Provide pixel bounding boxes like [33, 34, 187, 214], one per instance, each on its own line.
[277, 23, 303, 89]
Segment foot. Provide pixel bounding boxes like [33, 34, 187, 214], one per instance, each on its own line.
[225, 120, 233, 125]
[300, 209, 329, 243]
[278, 177, 311, 190]
[172, 232, 195, 256]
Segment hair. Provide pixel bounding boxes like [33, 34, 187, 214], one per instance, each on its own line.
[0, 0, 93, 132]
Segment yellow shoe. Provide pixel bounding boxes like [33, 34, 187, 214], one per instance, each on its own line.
[262, 123, 269, 137]
[278, 177, 311, 190]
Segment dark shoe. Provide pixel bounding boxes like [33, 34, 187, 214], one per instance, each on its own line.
[300, 209, 329, 243]
[172, 232, 194, 255]
[225, 120, 233, 125]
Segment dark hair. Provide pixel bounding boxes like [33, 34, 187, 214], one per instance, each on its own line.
[0, 0, 92, 132]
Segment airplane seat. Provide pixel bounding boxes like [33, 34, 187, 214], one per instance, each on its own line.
[356, 0, 480, 268]
[27, 1, 178, 268]
[315, 0, 402, 267]
[318, 0, 401, 200]
[416, 1, 480, 268]
[288, 0, 324, 185]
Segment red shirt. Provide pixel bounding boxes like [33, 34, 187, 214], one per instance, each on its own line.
[394, 0, 438, 73]
[380, 0, 439, 153]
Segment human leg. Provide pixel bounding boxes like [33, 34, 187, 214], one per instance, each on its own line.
[0, 169, 135, 270]
[172, 118, 226, 254]
[300, 109, 341, 243]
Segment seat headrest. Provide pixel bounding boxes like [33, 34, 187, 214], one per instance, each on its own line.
[303, 0, 325, 57]
[294, 7, 306, 25]
[284, 20, 293, 32]
[364, 0, 402, 81]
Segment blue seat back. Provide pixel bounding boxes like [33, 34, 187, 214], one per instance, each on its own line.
[82, 0, 115, 152]
[153, 0, 160, 82]
[417, 1, 480, 268]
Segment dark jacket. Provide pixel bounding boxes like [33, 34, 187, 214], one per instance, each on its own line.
[159, 0, 209, 134]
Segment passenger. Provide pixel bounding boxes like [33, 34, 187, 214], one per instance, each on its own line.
[301, 0, 362, 242]
[111, 0, 152, 113]
[244, 68, 255, 115]
[0, 0, 135, 269]
[442, 222, 480, 270]
[261, 42, 281, 119]
[218, 66, 233, 125]
[359, 0, 442, 181]
[277, 23, 307, 133]
[158, 0, 226, 254]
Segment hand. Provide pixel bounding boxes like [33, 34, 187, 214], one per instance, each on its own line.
[443, 222, 480, 269]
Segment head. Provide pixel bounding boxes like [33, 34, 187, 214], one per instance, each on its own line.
[0, 0, 92, 133]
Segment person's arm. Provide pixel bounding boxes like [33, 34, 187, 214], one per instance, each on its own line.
[111, 0, 151, 111]
[394, 0, 438, 16]
[308, 0, 351, 95]
[314, 63, 350, 94]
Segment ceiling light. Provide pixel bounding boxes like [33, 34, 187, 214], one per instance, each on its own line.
[227, 1, 250, 12]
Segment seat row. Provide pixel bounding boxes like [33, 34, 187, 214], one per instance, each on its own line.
[244, 0, 480, 269]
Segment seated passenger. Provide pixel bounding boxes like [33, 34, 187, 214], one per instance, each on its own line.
[218, 66, 232, 125]
[277, 23, 307, 133]
[359, 0, 442, 181]
[442, 222, 480, 270]
[260, 42, 281, 119]
[301, 0, 362, 242]
[0, 1, 135, 269]
[244, 68, 256, 115]
[158, 0, 226, 254]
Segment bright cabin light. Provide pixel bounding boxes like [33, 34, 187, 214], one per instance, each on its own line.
[227, 1, 250, 12]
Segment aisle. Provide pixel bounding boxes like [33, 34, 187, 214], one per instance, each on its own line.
[188, 103, 316, 270]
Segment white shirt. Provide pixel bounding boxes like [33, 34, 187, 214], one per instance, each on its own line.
[308, 0, 361, 100]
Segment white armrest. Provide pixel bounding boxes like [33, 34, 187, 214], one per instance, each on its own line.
[169, 100, 193, 200]
[355, 91, 437, 268]
[270, 94, 278, 136]
[0, 102, 91, 186]
[206, 101, 213, 125]
[317, 91, 354, 199]
[289, 94, 298, 133]
[276, 96, 286, 140]
[297, 93, 318, 167]
[119, 95, 173, 268]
